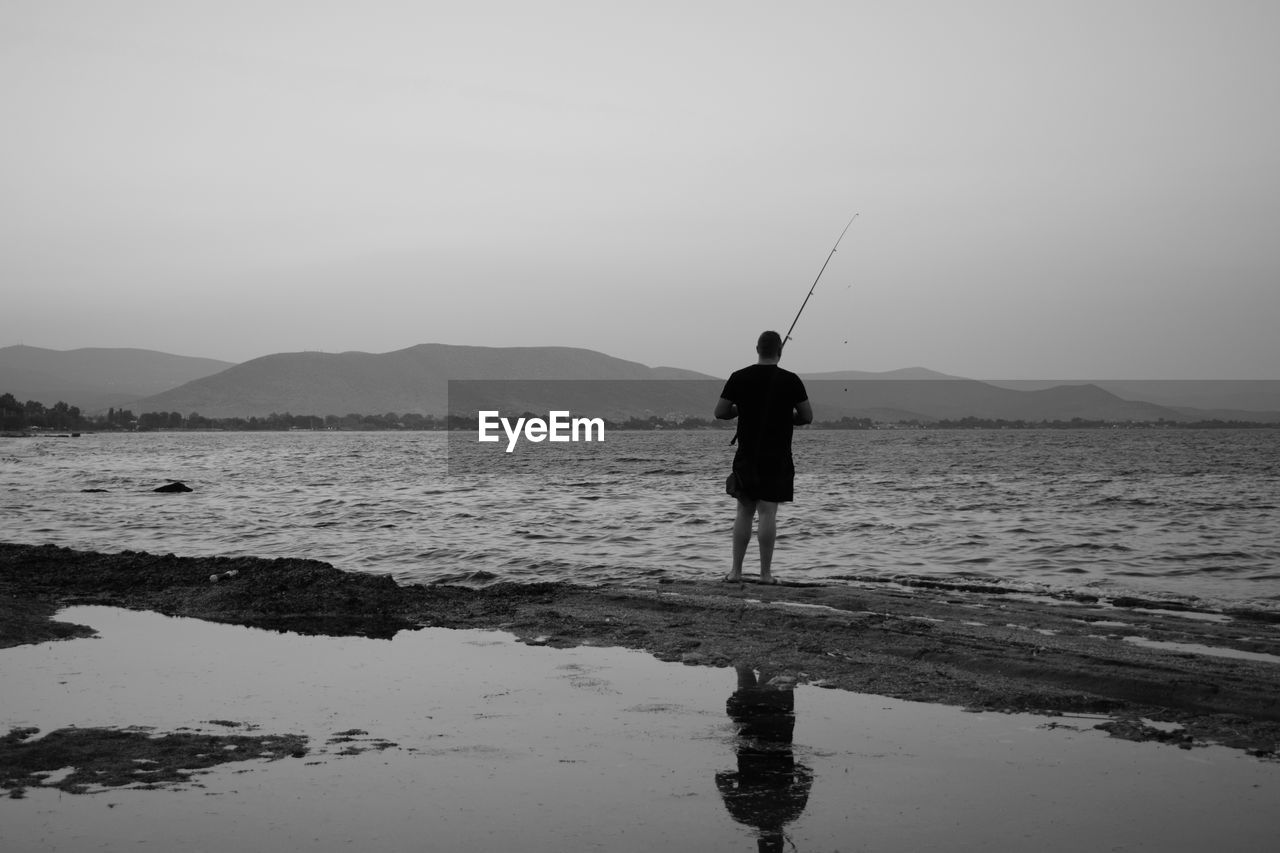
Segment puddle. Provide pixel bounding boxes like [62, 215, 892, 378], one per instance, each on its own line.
[1123, 636, 1280, 666]
[1129, 608, 1235, 624]
[1074, 619, 1133, 628]
[753, 599, 862, 617]
[0, 606, 1276, 852]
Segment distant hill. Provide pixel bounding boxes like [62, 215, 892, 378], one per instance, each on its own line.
[132, 344, 720, 418]
[984, 379, 1280, 423]
[801, 367, 965, 381]
[801, 380, 1190, 423]
[6, 342, 1270, 423]
[130, 343, 1195, 423]
[0, 345, 234, 411]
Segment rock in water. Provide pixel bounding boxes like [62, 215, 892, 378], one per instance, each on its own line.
[153, 481, 193, 493]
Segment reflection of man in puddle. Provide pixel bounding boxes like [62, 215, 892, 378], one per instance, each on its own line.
[716, 664, 813, 852]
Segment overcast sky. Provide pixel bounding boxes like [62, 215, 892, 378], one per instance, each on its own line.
[3, 1, 1277, 379]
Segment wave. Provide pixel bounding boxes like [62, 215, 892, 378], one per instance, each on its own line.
[5, 429, 1277, 608]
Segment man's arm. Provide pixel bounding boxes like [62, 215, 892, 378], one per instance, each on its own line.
[793, 399, 813, 426]
[714, 397, 738, 420]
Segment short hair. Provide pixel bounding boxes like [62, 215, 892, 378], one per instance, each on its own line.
[757, 330, 783, 358]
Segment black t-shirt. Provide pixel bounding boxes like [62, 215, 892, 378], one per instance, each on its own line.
[720, 364, 808, 465]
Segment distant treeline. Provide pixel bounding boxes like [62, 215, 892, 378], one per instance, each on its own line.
[3, 393, 1276, 432]
[0, 397, 739, 432]
[0, 397, 467, 432]
[891, 416, 1280, 430]
[1, 394, 93, 431]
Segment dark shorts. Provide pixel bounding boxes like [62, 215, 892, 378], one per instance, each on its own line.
[732, 458, 795, 504]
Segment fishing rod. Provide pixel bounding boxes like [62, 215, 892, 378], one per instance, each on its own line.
[781, 213, 858, 353]
[727, 214, 859, 447]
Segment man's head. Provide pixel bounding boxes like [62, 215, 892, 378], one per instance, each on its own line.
[756, 330, 784, 361]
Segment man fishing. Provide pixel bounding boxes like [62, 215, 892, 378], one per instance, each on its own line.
[715, 330, 812, 584]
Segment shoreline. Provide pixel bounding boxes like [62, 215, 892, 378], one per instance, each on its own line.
[2, 541, 1278, 755]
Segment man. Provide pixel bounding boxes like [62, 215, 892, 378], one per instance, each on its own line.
[715, 663, 812, 850]
[715, 330, 812, 584]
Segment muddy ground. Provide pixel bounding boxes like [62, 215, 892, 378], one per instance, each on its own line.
[1, 724, 308, 797]
[3, 542, 1279, 758]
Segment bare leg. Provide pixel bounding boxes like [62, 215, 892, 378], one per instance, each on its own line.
[756, 500, 779, 582]
[729, 498, 756, 580]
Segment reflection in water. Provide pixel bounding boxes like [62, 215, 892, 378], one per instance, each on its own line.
[716, 664, 813, 852]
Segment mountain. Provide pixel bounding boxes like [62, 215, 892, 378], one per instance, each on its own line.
[415, 375, 1190, 424]
[801, 367, 965, 381]
[130, 343, 1194, 423]
[983, 379, 1280, 423]
[0, 345, 234, 411]
[7, 343, 1270, 423]
[800, 379, 1189, 423]
[131, 344, 720, 418]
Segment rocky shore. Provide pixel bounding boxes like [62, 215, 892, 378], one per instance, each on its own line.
[3, 542, 1278, 756]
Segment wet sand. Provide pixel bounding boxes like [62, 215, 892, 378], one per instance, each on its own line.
[3, 543, 1278, 754]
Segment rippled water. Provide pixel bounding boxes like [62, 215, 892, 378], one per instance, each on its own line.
[2, 429, 1277, 607]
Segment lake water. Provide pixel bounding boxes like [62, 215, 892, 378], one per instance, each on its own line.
[1, 429, 1277, 609]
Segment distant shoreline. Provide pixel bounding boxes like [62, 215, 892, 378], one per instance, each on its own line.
[6, 417, 1279, 437]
